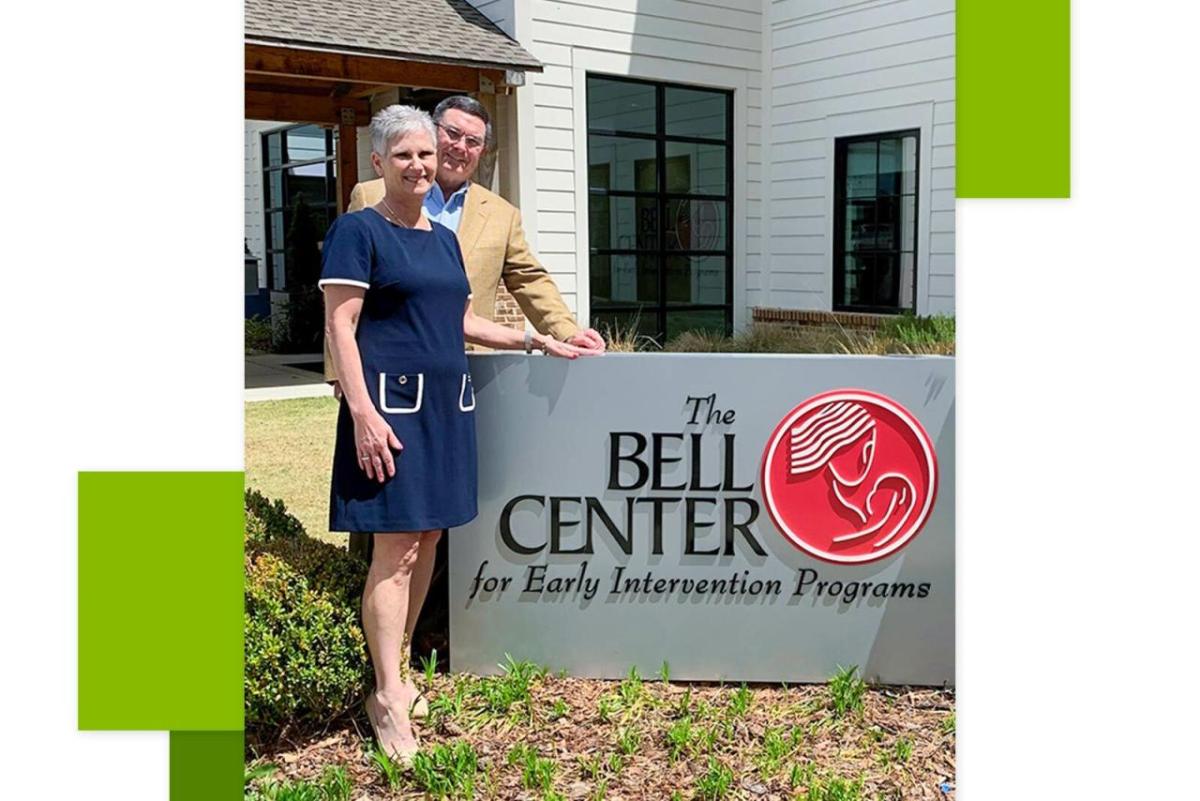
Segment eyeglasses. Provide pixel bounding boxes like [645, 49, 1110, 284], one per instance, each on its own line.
[437, 123, 486, 151]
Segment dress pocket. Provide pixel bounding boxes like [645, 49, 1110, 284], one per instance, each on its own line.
[379, 372, 424, 414]
[458, 373, 476, 412]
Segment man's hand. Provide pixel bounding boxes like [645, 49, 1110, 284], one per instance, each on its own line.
[566, 328, 606, 353]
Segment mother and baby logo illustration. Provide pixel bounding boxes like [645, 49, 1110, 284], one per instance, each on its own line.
[760, 389, 938, 565]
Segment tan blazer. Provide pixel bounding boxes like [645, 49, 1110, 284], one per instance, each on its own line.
[323, 178, 580, 380]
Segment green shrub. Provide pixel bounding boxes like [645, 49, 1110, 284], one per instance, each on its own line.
[246, 315, 274, 354]
[245, 488, 307, 544]
[244, 496, 370, 735]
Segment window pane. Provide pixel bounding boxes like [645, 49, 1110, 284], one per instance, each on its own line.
[266, 170, 283, 208]
[872, 252, 900, 309]
[590, 254, 658, 304]
[310, 205, 332, 241]
[665, 199, 726, 251]
[266, 133, 282, 167]
[269, 212, 285, 250]
[845, 141, 876, 198]
[875, 197, 898, 251]
[665, 255, 726, 305]
[665, 308, 729, 342]
[588, 135, 657, 192]
[285, 125, 328, 163]
[665, 87, 726, 139]
[900, 195, 916, 251]
[878, 138, 901, 195]
[845, 199, 876, 252]
[665, 141, 726, 195]
[589, 195, 657, 250]
[271, 252, 287, 290]
[847, 253, 902, 309]
[286, 165, 327, 208]
[587, 77, 656, 134]
[901, 135, 918, 194]
[900, 253, 916, 310]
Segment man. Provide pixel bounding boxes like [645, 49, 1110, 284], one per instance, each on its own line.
[324, 94, 604, 392]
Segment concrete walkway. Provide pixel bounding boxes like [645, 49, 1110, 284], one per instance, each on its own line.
[245, 353, 333, 402]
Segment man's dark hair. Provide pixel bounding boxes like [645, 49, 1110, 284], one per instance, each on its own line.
[432, 95, 493, 151]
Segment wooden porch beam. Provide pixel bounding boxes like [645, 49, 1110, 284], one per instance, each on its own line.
[336, 110, 359, 213]
[246, 43, 506, 93]
[245, 88, 369, 124]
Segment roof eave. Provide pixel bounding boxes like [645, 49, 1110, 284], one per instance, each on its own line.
[244, 35, 543, 75]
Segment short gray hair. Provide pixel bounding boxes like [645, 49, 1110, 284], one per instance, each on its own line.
[370, 105, 437, 156]
[433, 95, 493, 152]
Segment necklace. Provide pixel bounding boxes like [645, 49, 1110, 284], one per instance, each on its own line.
[380, 197, 421, 228]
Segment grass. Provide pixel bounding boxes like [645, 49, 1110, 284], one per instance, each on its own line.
[695, 757, 734, 800]
[411, 741, 480, 799]
[246, 765, 353, 801]
[727, 683, 752, 718]
[508, 743, 557, 793]
[803, 775, 865, 801]
[666, 716, 695, 762]
[828, 665, 867, 719]
[369, 745, 405, 793]
[244, 396, 340, 544]
[662, 318, 955, 356]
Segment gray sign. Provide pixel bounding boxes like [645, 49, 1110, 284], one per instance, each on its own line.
[450, 353, 954, 686]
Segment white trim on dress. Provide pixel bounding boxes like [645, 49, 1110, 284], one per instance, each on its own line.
[379, 373, 424, 414]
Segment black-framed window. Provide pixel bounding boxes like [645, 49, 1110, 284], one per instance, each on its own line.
[261, 124, 338, 291]
[833, 130, 919, 313]
[586, 75, 733, 343]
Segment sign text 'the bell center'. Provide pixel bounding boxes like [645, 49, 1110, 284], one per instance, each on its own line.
[465, 393, 934, 607]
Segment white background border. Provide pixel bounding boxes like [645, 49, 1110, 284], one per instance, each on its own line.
[3, 2, 1199, 799]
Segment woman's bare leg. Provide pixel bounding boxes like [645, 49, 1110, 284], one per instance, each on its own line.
[401, 530, 442, 699]
[362, 531, 423, 755]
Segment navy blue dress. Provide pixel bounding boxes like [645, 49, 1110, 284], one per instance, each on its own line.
[319, 208, 478, 533]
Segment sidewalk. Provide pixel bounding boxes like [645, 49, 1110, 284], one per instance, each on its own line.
[245, 353, 333, 402]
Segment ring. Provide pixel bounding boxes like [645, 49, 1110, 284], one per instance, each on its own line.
[358, 455, 369, 462]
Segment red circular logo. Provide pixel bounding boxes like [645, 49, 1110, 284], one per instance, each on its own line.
[760, 389, 938, 564]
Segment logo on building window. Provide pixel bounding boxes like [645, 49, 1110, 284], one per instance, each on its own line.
[760, 390, 937, 564]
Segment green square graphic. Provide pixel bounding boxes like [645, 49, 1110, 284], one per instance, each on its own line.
[170, 731, 244, 801]
[958, 0, 1071, 197]
[78, 472, 243, 731]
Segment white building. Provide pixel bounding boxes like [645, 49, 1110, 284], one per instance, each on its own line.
[245, 0, 954, 341]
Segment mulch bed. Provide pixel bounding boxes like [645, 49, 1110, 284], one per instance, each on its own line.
[248, 674, 955, 800]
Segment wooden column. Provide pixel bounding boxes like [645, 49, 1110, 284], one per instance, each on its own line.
[336, 107, 359, 213]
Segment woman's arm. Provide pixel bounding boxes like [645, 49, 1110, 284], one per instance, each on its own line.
[463, 302, 587, 358]
[325, 285, 401, 482]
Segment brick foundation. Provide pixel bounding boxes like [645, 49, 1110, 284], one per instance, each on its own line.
[492, 283, 526, 330]
[751, 307, 892, 330]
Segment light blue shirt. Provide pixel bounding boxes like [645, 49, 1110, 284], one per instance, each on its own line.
[424, 181, 470, 233]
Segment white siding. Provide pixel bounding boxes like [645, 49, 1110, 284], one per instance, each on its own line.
[244, 121, 277, 289]
[766, 0, 955, 315]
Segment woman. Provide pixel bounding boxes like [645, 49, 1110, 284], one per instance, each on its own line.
[320, 105, 584, 762]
